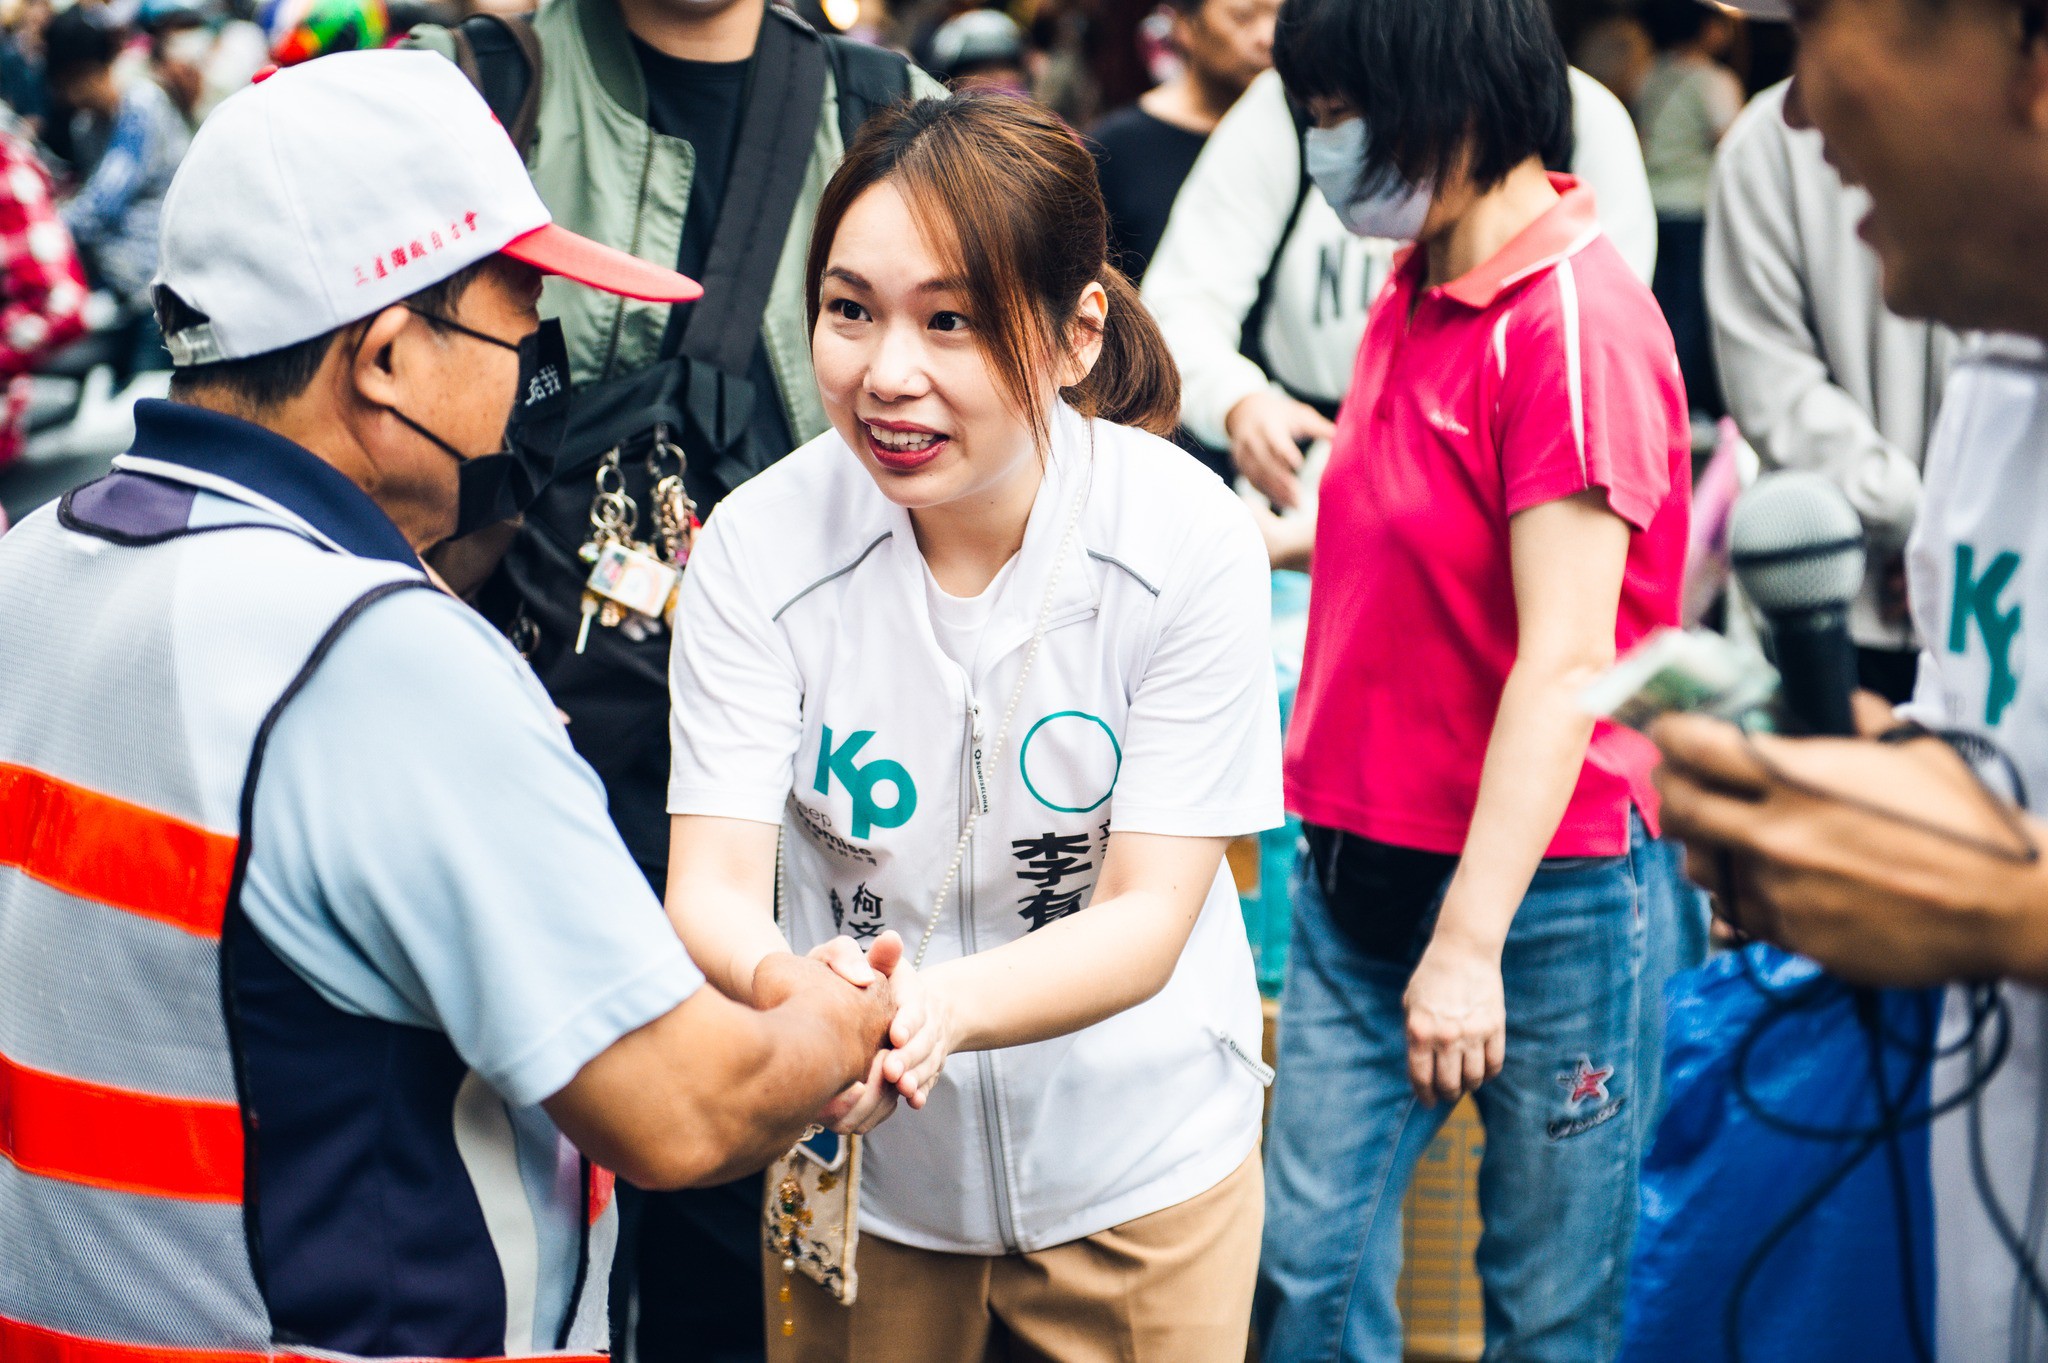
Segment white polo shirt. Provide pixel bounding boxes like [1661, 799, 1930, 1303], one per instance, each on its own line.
[668, 404, 1285, 1254]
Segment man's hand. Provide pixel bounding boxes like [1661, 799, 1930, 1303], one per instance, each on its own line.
[1880, 551, 1911, 624]
[751, 936, 880, 1009]
[1652, 707, 2048, 987]
[802, 934, 902, 1133]
[1403, 934, 1507, 1107]
[542, 933, 902, 1190]
[753, 933, 900, 1074]
[808, 932, 953, 1111]
[1226, 389, 1334, 511]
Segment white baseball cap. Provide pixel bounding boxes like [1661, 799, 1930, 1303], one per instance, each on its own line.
[155, 48, 702, 366]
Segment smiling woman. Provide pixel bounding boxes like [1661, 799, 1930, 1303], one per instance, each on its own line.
[805, 95, 1179, 503]
[663, 92, 1286, 1363]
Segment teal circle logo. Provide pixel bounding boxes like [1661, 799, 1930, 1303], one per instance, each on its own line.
[1017, 711, 1122, 813]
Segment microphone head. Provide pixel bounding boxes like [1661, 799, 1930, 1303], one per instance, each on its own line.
[1730, 471, 1867, 615]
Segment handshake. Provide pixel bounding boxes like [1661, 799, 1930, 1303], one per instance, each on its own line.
[751, 930, 956, 1137]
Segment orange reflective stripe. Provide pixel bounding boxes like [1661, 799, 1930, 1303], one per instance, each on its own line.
[0, 1315, 266, 1363]
[0, 763, 236, 939]
[0, 1051, 243, 1203]
[0, 1314, 608, 1363]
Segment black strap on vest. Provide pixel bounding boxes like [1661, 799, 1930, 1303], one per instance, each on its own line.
[677, 9, 826, 379]
[451, 10, 911, 163]
[447, 13, 544, 154]
[823, 29, 914, 146]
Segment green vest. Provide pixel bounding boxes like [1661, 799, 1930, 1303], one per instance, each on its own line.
[410, 0, 944, 446]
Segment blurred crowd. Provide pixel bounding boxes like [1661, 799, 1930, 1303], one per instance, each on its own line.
[0, 0, 1816, 537]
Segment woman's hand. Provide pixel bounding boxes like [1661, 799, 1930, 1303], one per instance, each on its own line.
[815, 1047, 901, 1134]
[878, 956, 958, 1109]
[803, 934, 882, 989]
[1402, 933, 1507, 1107]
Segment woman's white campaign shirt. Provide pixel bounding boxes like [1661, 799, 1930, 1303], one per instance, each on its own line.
[668, 404, 1284, 1255]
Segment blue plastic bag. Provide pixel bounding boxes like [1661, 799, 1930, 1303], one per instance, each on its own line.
[1619, 945, 1938, 1363]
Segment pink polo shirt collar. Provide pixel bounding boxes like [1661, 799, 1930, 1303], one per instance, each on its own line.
[1398, 174, 1603, 311]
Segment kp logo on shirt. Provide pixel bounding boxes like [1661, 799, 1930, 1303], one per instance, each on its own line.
[814, 726, 917, 840]
[1950, 543, 2023, 726]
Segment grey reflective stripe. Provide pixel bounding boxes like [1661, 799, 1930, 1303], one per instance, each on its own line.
[0, 869, 238, 1099]
[566, 1202, 616, 1353]
[0, 1159, 270, 1348]
[455, 1073, 540, 1356]
[1086, 550, 1161, 597]
[773, 532, 893, 621]
[0, 514, 214, 824]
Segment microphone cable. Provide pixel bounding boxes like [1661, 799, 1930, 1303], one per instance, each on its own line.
[1713, 723, 2048, 1363]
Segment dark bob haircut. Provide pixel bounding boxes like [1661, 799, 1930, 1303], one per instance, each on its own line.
[1273, 0, 1574, 198]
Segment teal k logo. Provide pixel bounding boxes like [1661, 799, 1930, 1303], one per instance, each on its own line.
[813, 727, 917, 840]
[1949, 543, 2023, 727]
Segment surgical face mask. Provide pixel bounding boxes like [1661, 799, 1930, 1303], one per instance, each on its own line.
[1304, 119, 1434, 242]
[387, 314, 571, 540]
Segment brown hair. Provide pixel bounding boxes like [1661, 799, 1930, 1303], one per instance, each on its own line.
[806, 93, 1181, 450]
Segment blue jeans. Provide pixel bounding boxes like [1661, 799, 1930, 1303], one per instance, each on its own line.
[1255, 815, 1705, 1363]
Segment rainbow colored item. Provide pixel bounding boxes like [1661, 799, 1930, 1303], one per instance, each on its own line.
[259, 0, 389, 66]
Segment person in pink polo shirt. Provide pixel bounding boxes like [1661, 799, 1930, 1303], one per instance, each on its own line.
[1251, 0, 1707, 1358]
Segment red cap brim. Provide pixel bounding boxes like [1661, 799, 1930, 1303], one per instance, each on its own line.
[501, 223, 704, 303]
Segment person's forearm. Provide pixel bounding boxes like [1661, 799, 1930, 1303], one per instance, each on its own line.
[924, 888, 1195, 1052]
[668, 885, 791, 1003]
[1436, 661, 1606, 954]
[544, 977, 884, 1190]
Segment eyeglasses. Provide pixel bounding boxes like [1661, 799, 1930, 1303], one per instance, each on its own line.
[404, 305, 522, 355]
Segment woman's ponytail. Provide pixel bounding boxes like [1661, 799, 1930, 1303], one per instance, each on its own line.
[1064, 266, 1181, 438]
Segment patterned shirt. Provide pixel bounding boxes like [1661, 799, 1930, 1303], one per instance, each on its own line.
[0, 121, 88, 471]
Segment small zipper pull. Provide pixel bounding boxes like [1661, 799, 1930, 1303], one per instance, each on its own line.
[969, 701, 991, 815]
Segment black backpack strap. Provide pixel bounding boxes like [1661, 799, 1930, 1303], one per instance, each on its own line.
[1239, 90, 1313, 374]
[822, 32, 916, 149]
[450, 13, 543, 155]
[677, 9, 827, 378]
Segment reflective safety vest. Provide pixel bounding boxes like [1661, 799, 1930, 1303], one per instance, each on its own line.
[0, 469, 614, 1362]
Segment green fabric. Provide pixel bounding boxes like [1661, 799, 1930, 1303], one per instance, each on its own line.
[407, 0, 944, 446]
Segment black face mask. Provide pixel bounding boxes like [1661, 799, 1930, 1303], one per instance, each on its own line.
[389, 312, 571, 540]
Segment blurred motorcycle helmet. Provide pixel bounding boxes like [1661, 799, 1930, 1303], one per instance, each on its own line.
[258, 0, 386, 65]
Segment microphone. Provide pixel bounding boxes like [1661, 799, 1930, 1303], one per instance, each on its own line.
[1729, 472, 1868, 737]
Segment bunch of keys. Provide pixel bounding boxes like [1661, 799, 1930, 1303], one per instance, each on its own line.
[573, 435, 699, 655]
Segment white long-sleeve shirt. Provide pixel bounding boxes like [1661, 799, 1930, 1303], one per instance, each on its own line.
[1706, 82, 1960, 650]
[1142, 67, 1656, 451]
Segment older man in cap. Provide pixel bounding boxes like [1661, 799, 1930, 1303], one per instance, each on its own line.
[0, 49, 896, 1363]
[1652, 0, 2048, 1354]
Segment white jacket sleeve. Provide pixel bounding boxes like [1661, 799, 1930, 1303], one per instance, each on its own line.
[1705, 88, 1924, 546]
[1141, 70, 1302, 449]
[1567, 68, 1657, 285]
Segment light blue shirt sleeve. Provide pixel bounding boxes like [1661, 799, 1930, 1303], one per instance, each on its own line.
[239, 587, 703, 1109]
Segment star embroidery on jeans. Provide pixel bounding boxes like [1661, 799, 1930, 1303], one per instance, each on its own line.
[1558, 1057, 1614, 1108]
